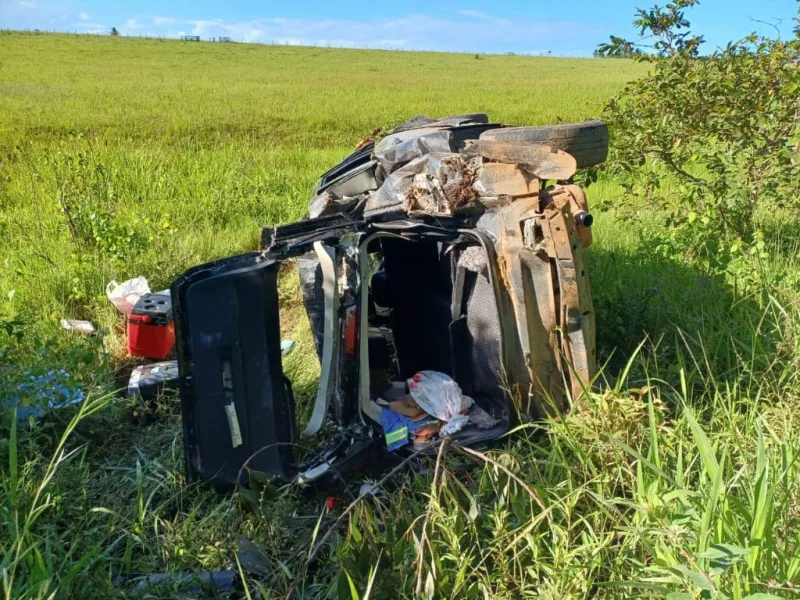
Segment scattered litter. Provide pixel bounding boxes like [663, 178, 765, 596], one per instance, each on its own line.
[280, 339, 296, 356]
[324, 496, 338, 510]
[468, 404, 502, 430]
[127, 360, 179, 401]
[381, 407, 439, 451]
[380, 372, 483, 448]
[6, 370, 84, 422]
[388, 395, 428, 421]
[359, 482, 382, 498]
[407, 371, 474, 436]
[127, 292, 175, 359]
[106, 277, 150, 314]
[60, 319, 96, 334]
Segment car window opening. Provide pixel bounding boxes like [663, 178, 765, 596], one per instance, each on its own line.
[364, 236, 508, 446]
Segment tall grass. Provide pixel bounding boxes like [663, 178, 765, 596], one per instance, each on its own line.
[315, 298, 800, 599]
[1, 33, 799, 599]
[2, 394, 113, 599]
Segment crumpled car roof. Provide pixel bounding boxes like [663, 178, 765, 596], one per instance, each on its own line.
[307, 113, 577, 223]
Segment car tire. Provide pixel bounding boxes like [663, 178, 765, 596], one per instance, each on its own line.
[479, 120, 609, 169]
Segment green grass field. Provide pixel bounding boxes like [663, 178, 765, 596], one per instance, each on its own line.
[2, 32, 800, 599]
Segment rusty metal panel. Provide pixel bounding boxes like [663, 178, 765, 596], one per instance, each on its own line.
[464, 139, 577, 180]
[519, 245, 566, 416]
[494, 197, 569, 418]
[489, 184, 596, 419]
[474, 163, 538, 198]
[543, 195, 596, 403]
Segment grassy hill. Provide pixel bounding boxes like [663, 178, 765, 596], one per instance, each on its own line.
[2, 32, 799, 599]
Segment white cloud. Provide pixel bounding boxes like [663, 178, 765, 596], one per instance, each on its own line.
[454, 9, 507, 24]
[0, 6, 600, 54]
[108, 12, 599, 54]
[74, 22, 106, 33]
[153, 16, 179, 26]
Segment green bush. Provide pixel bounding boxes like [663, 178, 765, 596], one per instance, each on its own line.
[600, 1, 800, 272]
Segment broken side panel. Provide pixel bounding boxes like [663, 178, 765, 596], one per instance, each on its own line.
[491, 196, 568, 418]
[479, 186, 595, 420]
[172, 254, 296, 486]
[542, 196, 597, 401]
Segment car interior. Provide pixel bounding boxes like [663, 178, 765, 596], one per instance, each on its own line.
[362, 235, 511, 446]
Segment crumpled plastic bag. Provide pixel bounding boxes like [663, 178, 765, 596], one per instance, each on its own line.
[106, 277, 150, 314]
[407, 371, 474, 436]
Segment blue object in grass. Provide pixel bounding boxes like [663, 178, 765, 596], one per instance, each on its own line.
[381, 408, 437, 451]
[6, 369, 84, 422]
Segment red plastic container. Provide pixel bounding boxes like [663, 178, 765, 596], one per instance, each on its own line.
[127, 293, 175, 359]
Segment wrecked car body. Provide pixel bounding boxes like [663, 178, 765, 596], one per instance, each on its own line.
[171, 114, 607, 487]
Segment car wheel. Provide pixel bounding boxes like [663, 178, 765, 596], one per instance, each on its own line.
[479, 120, 609, 169]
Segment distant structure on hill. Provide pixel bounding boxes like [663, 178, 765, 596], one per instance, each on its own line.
[181, 35, 232, 43]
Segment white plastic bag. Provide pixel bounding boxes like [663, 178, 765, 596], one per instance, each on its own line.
[106, 277, 150, 314]
[407, 371, 474, 436]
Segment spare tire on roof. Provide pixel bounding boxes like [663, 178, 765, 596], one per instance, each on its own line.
[479, 120, 608, 169]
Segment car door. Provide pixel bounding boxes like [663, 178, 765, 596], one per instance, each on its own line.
[171, 252, 297, 486]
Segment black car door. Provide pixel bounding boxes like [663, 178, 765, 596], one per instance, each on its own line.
[171, 253, 296, 486]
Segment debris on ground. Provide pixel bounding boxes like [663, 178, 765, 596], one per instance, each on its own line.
[126, 360, 179, 401]
[280, 338, 296, 356]
[408, 371, 474, 436]
[358, 482, 383, 499]
[60, 319, 96, 334]
[106, 276, 150, 314]
[234, 535, 273, 578]
[5, 370, 84, 422]
[380, 371, 479, 450]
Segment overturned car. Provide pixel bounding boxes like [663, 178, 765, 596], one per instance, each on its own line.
[171, 114, 606, 487]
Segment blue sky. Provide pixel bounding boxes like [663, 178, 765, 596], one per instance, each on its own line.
[1, 0, 796, 56]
